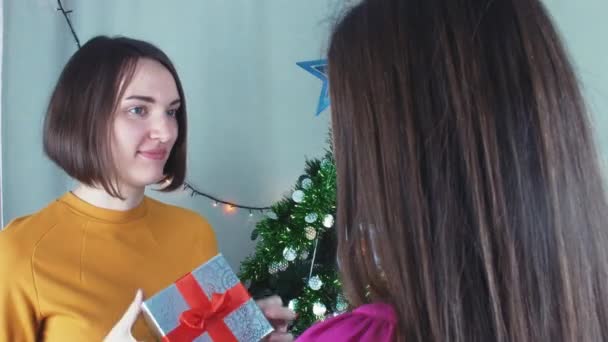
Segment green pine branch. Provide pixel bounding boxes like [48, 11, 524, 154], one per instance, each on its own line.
[239, 150, 341, 335]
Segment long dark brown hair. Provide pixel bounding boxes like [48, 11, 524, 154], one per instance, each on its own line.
[328, 0, 608, 341]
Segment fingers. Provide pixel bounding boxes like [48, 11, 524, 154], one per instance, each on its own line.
[266, 306, 297, 321]
[257, 295, 283, 309]
[104, 289, 144, 341]
[257, 296, 297, 321]
[269, 319, 289, 333]
[257, 295, 296, 341]
[265, 331, 294, 342]
[118, 289, 143, 329]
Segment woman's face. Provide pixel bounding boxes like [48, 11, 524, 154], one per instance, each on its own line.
[110, 58, 180, 193]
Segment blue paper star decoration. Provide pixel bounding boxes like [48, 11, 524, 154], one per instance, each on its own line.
[297, 59, 329, 116]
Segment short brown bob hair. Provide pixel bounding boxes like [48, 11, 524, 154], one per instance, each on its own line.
[43, 36, 187, 198]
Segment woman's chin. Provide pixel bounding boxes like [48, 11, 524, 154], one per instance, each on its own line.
[127, 174, 165, 189]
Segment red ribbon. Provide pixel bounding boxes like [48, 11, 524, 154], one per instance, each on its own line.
[162, 273, 251, 341]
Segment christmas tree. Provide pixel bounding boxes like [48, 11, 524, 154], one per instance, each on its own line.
[239, 149, 346, 335]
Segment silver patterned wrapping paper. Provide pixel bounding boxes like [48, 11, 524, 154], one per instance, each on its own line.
[142, 254, 273, 342]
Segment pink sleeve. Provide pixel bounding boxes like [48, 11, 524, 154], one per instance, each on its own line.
[296, 303, 396, 342]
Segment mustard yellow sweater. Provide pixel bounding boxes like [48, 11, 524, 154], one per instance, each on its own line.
[0, 192, 218, 342]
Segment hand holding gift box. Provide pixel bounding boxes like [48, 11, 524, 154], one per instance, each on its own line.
[142, 254, 275, 342]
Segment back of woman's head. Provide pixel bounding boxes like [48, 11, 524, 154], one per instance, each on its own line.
[328, 0, 608, 341]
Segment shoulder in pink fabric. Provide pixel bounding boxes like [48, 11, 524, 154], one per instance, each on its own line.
[296, 302, 396, 342]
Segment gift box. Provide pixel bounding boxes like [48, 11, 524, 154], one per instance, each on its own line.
[142, 254, 273, 342]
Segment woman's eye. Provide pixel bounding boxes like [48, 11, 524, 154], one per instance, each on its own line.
[167, 109, 178, 117]
[128, 106, 146, 115]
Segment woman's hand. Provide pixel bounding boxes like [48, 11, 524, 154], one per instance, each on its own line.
[103, 289, 143, 342]
[256, 295, 296, 342]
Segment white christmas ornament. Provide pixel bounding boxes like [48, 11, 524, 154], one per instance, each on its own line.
[312, 302, 327, 316]
[288, 299, 298, 311]
[283, 247, 297, 261]
[268, 262, 280, 274]
[336, 296, 348, 312]
[299, 250, 310, 260]
[321, 158, 332, 169]
[301, 178, 313, 190]
[304, 226, 317, 240]
[308, 276, 323, 290]
[323, 214, 335, 228]
[292, 190, 305, 203]
[305, 213, 318, 224]
[266, 211, 278, 220]
[278, 261, 289, 272]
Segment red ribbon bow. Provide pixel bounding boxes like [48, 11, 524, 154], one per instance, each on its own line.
[179, 292, 232, 330]
[163, 274, 251, 341]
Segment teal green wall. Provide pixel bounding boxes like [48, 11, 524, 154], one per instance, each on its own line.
[2, 0, 73, 228]
[545, 0, 608, 155]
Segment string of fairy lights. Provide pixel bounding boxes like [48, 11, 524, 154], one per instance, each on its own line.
[182, 183, 272, 215]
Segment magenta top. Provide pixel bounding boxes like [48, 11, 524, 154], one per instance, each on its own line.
[296, 303, 397, 341]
